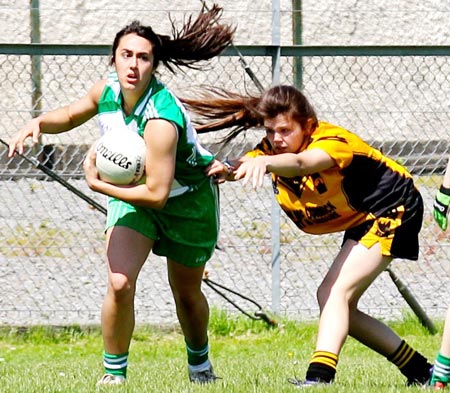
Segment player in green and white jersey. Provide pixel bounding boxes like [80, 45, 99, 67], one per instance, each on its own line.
[9, 4, 234, 386]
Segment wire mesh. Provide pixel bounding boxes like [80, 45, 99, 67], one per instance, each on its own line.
[1, 48, 450, 326]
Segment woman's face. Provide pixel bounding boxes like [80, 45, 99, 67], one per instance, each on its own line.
[114, 33, 154, 97]
[264, 113, 312, 154]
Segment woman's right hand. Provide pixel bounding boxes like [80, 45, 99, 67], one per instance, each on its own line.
[8, 118, 42, 157]
[234, 156, 269, 189]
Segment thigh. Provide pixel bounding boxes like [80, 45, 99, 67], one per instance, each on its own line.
[105, 197, 158, 240]
[106, 226, 154, 281]
[167, 258, 205, 294]
[322, 239, 392, 303]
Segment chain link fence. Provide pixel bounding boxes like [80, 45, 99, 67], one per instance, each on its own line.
[1, 45, 450, 327]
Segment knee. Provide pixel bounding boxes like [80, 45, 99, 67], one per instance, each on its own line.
[171, 285, 205, 309]
[316, 281, 355, 312]
[108, 273, 135, 303]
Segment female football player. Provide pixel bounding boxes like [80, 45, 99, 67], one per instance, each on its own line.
[9, 3, 234, 386]
[182, 84, 432, 387]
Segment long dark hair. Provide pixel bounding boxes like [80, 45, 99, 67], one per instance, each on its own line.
[182, 85, 319, 143]
[110, 3, 235, 73]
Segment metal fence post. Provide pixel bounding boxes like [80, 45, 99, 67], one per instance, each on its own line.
[30, 0, 42, 118]
[271, 0, 281, 314]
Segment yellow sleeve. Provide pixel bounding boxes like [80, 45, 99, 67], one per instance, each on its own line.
[308, 136, 353, 169]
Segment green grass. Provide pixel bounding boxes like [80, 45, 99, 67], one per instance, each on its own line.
[0, 310, 443, 392]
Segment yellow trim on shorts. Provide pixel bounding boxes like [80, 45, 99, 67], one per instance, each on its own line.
[358, 206, 404, 257]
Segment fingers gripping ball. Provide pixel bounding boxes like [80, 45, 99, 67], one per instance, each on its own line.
[95, 130, 146, 185]
[434, 186, 450, 231]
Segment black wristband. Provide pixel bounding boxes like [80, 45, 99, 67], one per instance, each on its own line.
[440, 185, 450, 196]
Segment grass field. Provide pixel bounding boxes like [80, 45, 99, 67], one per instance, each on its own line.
[0, 309, 443, 392]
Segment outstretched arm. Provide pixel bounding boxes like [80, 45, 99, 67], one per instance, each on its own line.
[9, 79, 106, 157]
[234, 148, 335, 189]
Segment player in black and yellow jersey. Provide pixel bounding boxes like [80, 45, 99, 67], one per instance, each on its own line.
[182, 85, 432, 387]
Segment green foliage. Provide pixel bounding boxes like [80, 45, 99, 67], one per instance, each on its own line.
[0, 313, 442, 392]
[0, 325, 101, 344]
[389, 310, 441, 337]
[208, 308, 277, 336]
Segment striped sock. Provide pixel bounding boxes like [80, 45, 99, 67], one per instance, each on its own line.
[387, 340, 431, 383]
[186, 340, 209, 367]
[305, 350, 338, 383]
[103, 352, 129, 378]
[431, 352, 450, 384]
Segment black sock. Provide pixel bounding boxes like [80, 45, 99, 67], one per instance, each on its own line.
[387, 340, 432, 383]
[305, 351, 338, 383]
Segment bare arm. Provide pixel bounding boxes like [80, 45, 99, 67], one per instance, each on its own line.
[9, 79, 106, 157]
[84, 119, 177, 210]
[234, 148, 335, 188]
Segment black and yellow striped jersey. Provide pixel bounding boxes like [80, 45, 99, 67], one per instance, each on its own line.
[246, 121, 419, 235]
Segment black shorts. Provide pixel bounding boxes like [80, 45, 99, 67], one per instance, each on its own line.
[343, 188, 423, 261]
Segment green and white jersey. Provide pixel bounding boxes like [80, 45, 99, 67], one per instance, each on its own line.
[97, 72, 214, 196]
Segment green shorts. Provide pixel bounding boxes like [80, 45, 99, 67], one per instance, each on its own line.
[105, 179, 219, 267]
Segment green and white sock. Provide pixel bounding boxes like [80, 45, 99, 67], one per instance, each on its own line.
[103, 351, 128, 378]
[431, 352, 450, 384]
[188, 359, 211, 373]
[186, 340, 209, 367]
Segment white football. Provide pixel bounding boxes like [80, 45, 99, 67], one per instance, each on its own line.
[95, 129, 146, 185]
